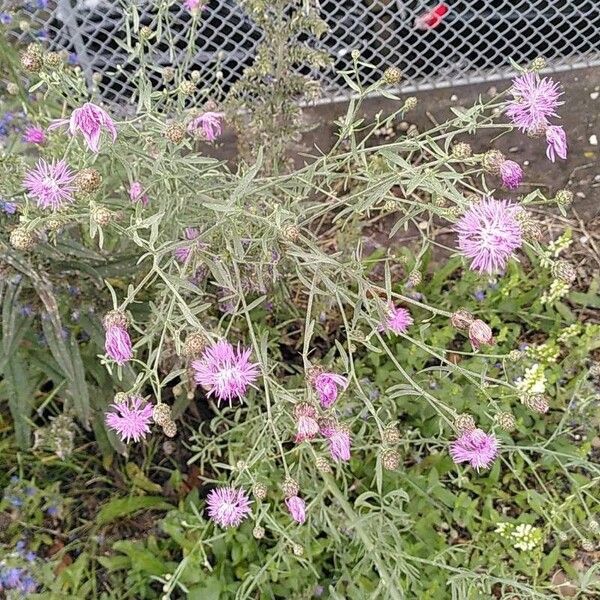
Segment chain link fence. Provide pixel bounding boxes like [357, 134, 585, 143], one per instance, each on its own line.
[4, 0, 600, 107]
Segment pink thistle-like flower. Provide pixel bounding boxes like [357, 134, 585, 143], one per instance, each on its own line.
[322, 423, 351, 462]
[450, 428, 499, 470]
[505, 73, 562, 133]
[468, 319, 494, 350]
[174, 227, 200, 263]
[294, 403, 319, 442]
[50, 102, 117, 152]
[206, 486, 252, 528]
[545, 125, 567, 162]
[22, 125, 46, 145]
[456, 198, 522, 274]
[105, 395, 153, 443]
[188, 112, 223, 142]
[192, 340, 260, 404]
[23, 158, 75, 211]
[381, 304, 413, 334]
[103, 311, 133, 365]
[104, 325, 133, 364]
[129, 181, 149, 206]
[285, 495, 306, 524]
[499, 160, 523, 190]
[312, 372, 348, 409]
[183, 0, 206, 13]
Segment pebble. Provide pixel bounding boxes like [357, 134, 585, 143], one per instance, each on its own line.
[508, 146, 518, 153]
[591, 91, 599, 100]
[590, 134, 598, 145]
[450, 94, 458, 102]
[523, 160, 530, 166]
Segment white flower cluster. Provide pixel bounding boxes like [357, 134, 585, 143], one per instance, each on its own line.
[495, 522, 543, 552]
[515, 363, 547, 395]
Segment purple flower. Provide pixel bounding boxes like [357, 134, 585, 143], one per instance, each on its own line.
[105, 395, 153, 443]
[505, 73, 562, 133]
[321, 423, 351, 462]
[285, 495, 306, 524]
[23, 125, 46, 145]
[188, 112, 223, 142]
[499, 160, 523, 190]
[545, 125, 567, 162]
[104, 325, 133, 364]
[0, 199, 17, 214]
[206, 486, 252, 528]
[456, 198, 522, 274]
[183, 0, 207, 13]
[0, 13, 13, 25]
[294, 403, 319, 442]
[450, 428, 499, 470]
[381, 304, 413, 334]
[50, 102, 117, 152]
[468, 319, 494, 350]
[192, 340, 260, 404]
[23, 159, 75, 211]
[129, 181, 148, 206]
[312, 372, 348, 409]
[174, 227, 200, 263]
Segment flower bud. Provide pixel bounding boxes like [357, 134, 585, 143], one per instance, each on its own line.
[162, 420, 177, 437]
[75, 168, 102, 193]
[530, 57, 546, 72]
[468, 319, 494, 350]
[253, 525, 265, 539]
[450, 309, 474, 330]
[7, 82, 19, 95]
[383, 199, 397, 212]
[162, 66, 176, 83]
[139, 25, 154, 41]
[103, 310, 128, 329]
[551, 260, 576, 284]
[182, 332, 207, 358]
[522, 394, 549, 414]
[383, 66, 402, 85]
[153, 403, 172, 426]
[292, 543, 304, 556]
[9, 227, 34, 251]
[113, 392, 128, 404]
[380, 448, 400, 471]
[495, 411, 516, 432]
[179, 80, 196, 96]
[164, 123, 186, 144]
[507, 349, 523, 362]
[481, 149, 505, 175]
[406, 269, 422, 287]
[451, 142, 472, 159]
[404, 97, 417, 111]
[382, 423, 401, 445]
[581, 539, 595, 552]
[252, 482, 268, 500]
[281, 477, 299, 499]
[281, 224, 300, 242]
[315, 456, 332, 474]
[21, 49, 43, 73]
[91, 205, 113, 226]
[454, 413, 476, 433]
[350, 49, 360, 60]
[44, 52, 63, 68]
[554, 189, 573, 207]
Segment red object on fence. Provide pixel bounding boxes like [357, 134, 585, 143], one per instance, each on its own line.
[414, 3, 450, 30]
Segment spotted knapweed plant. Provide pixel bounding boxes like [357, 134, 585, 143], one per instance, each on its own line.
[1, 2, 598, 598]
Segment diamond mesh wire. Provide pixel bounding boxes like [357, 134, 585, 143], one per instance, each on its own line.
[4, 0, 600, 108]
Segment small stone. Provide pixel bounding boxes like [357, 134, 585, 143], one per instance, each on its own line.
[590, 134, 598, 146]
[590, 91, 599, 100]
